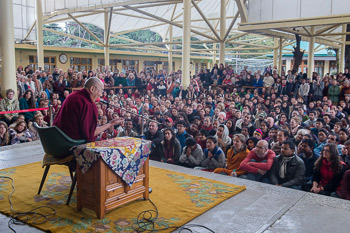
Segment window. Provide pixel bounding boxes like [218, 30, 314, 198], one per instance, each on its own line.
[122, 60, 138, 72]
[329, 61, 337, 74]
[143, 61, 158, 72]
[291, 59, 308, 74]
[314, 61, 324, 77]
[98, 59, 119, 72]
[29, 55, 56, 72]
[282, 60, 286, 73]
[162, 61, 175, 72]
[70, 57, 92, 71]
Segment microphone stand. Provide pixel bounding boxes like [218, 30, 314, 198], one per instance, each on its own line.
[99, 100, 167, 135]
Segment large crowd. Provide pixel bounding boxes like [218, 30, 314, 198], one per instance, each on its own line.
[1, 63, 350, 200]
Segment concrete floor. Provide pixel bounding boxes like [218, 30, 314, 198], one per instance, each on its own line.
[0, 141, 350, 233]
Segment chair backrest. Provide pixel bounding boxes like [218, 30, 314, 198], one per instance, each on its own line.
[36, 124, 86, 157]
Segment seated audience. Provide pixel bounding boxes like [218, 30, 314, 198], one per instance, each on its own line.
[270, 140, 305, 189]
[311, 143, 346, 196]
[200, 136, 225, 171]
[214, 134, 249, 176]
[179, 137, 203, 168]
[240, 140, 275, 181]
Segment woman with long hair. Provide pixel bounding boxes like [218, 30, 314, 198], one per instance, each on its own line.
[0, 121, 15, 146]
[246, 137, 259, 151]
[19, 89, 36, 121]
[311, 143, 346, 196]
[11, 120, 33, 143]
[214, 134, 249, 176]
[159, 128, 181, 164]
[225, 119, 235, 138]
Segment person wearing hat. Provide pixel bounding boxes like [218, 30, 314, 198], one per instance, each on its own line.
[254, 111, 267, 129]
[253, 129, 263, 140]
[165, 117, 174, 129]
[179, 137, 204, 168]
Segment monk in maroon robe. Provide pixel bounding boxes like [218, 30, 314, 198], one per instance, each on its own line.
[53, 77, 122, 142]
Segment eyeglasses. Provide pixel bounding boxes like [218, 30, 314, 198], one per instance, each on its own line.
[323, 149, 331, 153]
[256, 146, 265, 149]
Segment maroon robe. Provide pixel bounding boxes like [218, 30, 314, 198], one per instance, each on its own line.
[53, 88, 98, 142]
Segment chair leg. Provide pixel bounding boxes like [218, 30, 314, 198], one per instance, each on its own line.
[66, 172, 77, 205]
[68, 166, 74, 181]
[38, 165, 50, 195]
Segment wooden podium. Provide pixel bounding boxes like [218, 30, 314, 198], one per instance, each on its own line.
[76, 157, 149, 219]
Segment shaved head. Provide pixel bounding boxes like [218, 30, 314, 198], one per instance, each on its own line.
[84, 77, 103, 89]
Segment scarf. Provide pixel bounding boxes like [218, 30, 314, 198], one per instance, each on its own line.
[4, 97, 16, 111]
[279, 155, 295, 179]
[215, 125, 232, 147]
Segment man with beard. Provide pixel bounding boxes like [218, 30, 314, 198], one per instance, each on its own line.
[270, 141, 305, 189]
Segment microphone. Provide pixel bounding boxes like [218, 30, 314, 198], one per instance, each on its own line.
[99, 99, 167, 127]
[99, 99, 108, 104]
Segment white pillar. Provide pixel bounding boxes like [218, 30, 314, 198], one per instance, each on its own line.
[273, 38, 278, 69]
[324, 60, 330, 75]
[308, 26, 315, 80]
[219, 0, 226, 64]
[213, 43, 217, 67]
[278, 37, 283, 75]
[182, 0, 191, 89]
[340, 24, 346, 73]
[286, 59, 292, 71]
[0, 0, 17, 98]
[168, 25, 173, 72]
[36, 0, 44, 70]
[104, 11, 110, 68]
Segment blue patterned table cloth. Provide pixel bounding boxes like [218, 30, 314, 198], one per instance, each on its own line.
[72, 137, 151, 186]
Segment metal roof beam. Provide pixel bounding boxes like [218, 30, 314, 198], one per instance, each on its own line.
[67, 13, 105, 45]
[42, 27, 103, 46]
[123, 5, 219, 41]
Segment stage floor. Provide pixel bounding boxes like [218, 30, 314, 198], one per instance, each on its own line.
[1, 141, 350, 233]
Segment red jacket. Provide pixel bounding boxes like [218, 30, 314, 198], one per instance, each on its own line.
[240, 149, 276, 174]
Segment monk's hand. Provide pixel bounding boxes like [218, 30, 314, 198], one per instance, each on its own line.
[110, 118, 124, 126]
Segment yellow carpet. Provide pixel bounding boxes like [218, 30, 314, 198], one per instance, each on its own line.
[0, 162, 245, 232]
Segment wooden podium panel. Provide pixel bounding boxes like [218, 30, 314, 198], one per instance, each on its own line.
[76, 157, 149, 219]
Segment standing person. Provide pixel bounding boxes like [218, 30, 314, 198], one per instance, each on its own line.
[214, 134, 249, 176]
[328, 79, 340, 105]
[19, 90, 36, 122]
[311, 143, 346, 196]
[298, 78, 310, 104]
[53, 77, 122, 143]
[0, 89, 20, 125]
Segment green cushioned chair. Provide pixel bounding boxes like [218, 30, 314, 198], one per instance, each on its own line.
[35, 124, 86, 205]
